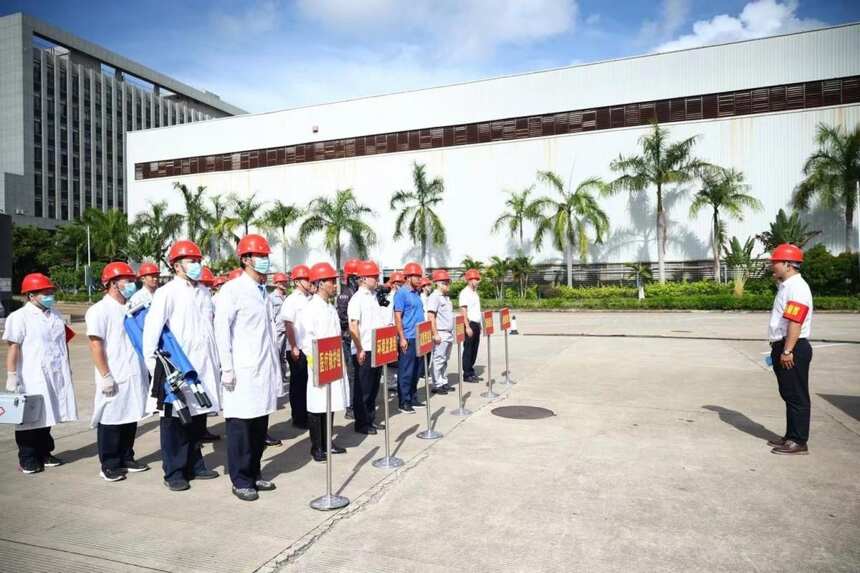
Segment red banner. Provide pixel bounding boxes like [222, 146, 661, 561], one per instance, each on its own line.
[372, 325, 399, 367]
[499, 308, 511, 331]
[313, 335, 343, 385]
[455, 315, 466, 344]
[416, 320, 433, 357]
[483, 310, 494, 336]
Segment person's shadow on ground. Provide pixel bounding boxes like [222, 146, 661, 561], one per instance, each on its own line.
[702, 405, 782, 442]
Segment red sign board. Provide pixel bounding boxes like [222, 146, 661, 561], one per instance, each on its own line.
[416, 320, 433, 357]
[455, 315, 466, 344]
[372, 325, 399, 367]
[500, 308, 511, 331]
[482, 310, 494, 336]
[313, 335, 343, 385]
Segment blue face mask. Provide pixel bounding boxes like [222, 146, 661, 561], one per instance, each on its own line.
[253, 257, 271, 274]
[38, 294, 55, 308]
[185, 261, 203, 281]
[121, 281, 138, 299]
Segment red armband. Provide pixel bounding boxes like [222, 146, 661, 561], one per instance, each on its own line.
[783, 301, 809, 323]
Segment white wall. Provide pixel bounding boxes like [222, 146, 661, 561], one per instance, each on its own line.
[127, 105, 860, 272]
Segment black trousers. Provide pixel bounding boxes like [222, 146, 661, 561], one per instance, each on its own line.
[771, 339, 813, 444]
[462, 321, 482, 377]
[342, 337, 356, 408]
[287, 350, 309, 426]
[308, 412, 330, 453]
[226, 415, 268, 489]
[353, 352, 381, 431]
[160, 413, 207, 482]
[97, 422, 138, 471]
[15, 427, 54, 468]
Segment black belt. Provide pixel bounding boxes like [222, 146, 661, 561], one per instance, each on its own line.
[770, 338, 808, 348]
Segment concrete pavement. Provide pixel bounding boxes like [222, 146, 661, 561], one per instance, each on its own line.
[1, 312, 858, 572]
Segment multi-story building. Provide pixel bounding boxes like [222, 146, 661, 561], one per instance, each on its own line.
[0, 12, 244, 229]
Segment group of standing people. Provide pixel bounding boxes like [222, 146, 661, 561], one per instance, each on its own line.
[3, 234, 487, 502]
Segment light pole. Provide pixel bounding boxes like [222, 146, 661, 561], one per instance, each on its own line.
[86, 225, 92, 303]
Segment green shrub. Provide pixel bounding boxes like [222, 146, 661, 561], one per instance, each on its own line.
[802, 244, 860, 295]
[482, 295, 860, 311]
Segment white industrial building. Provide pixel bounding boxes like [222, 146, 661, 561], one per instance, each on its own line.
[126, 24, 860, 275]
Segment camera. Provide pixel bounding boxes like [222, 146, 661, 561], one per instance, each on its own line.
[376, 284, 391, 307]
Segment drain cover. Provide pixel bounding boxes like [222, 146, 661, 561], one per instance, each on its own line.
[491, 405, 555, 419]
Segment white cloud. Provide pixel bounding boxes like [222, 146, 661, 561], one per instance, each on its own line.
[211, 0, 282, 39]
[638, 0, 691, 44]
[654, 0, 825, 52]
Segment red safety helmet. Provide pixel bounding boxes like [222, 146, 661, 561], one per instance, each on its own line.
[227, 268, 243, 281]
[343, 259, 361, 276]
[291, 264, 311, 281]
[272, 272, 289, 284]
[419, 277, 432, 287]
[168, 240, 202, 263]
[310, 262, 338, 282]
[770, 243, 804, 263]
[101, 262, 136, 285]
[237, 234, 271, 257]
[137, 262, 160, 278]
[389, 271, 405, 284]
[464, 268, 481, 281]
[432, 269, 451, 282]
[21, 273, 55, 294]
[403, 261, 423, 277]
[199, 266, 215, 286]
[358, 260, 381, 278]
[213, 276, 227, 288]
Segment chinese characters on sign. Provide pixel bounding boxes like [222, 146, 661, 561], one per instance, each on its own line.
[416, 321, 433, 356]
[314, 335, 343, 385]
[500, 308, 511, 331]
[372, 325, 399, 367]
[483, 310, 495, 336]
[455, 315, 466, 344]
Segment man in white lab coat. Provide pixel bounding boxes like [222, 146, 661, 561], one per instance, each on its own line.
[3, 273, 78, 474]
[129, 261, 160, 309]
[277, 264, 314, 430]
[86, 262, 150, 482]
[300, 262, 349, 462]
[142, 239, 221, 492]
[214, 234, 281, 501]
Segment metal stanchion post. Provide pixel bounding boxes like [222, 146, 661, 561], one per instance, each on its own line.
[417, 354, 442, 439]
[310, 384, 349, 510]
[373, 364, 404, 468]
[450, 339, 471, 416]
[481, 333, 499, 400]
[502, 328, 516, 384]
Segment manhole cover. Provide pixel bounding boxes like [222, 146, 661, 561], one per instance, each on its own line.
[491, 405, 555, 419]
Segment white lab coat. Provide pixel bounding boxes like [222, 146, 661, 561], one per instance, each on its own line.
[128, 286, 155, 309]
[85, 296, 149, 427]
[142, 276, 221, 417]
[2, 302, 78, 430]
[299, 294, 350, 413]
[214, 273, 282, 419]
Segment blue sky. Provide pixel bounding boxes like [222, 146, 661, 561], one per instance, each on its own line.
[2, 0, 858, 113]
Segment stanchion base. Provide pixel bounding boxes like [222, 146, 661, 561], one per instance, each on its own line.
[310, 494, 350, 511]
[450, 407, 472, 416]
[416, 429, 443, 440]
[481, 390, 501, 399]
[501, 371, 517, 384]
[372, 456, 405, 469]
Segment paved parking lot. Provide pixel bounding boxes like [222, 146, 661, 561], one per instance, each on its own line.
[1, 311, 858, 572]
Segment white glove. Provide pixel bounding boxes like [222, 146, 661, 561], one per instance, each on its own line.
[98, 373, 118, 397]
[222, 370, 236, 392]
[5, 372, 21, 393]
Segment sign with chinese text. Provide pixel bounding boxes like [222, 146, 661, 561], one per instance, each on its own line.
[372, 325, 398, 367]
[482, 310, 494, 336]
[455, 315, 466, 344]
[313, 335, 343, 385]
[499, 308, 511, 331]
[416, 320, 433, 356]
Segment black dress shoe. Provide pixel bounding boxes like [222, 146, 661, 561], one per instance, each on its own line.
[200, 431, 221, 442]
[766, 437, 787, 448]
[463, 376, 479, 383]
[771, 440, 809, 455]
[412, 400, 426, 408]
[190, 469, 219, 480]
[311, 449, 327, 462]
[431, 386, 448, 395]
[331, 444, 347, 454]
[265, 435, 283, 447]
[356, 426, 377, 435]
[255, 479, 276, 491]
[164, 478, 190, 491]
[372, 422, 386, 430]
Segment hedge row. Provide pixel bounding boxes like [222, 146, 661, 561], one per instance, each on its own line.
[483, 295, 860, 311]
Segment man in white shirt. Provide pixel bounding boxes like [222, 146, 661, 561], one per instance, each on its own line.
[214, 234, 281, 501]
[299, 262, 349, 462]
[86, 262, 151, 482]
[458, 268, 483, 382]
[427, 269, 455, 394]
[4, 273, 77, 474]
[277, 264, 314, 430]
[142, 239, 221, 492]
[129, 261, 160, 309]
[347, 260, 385, 434]
[766, 243, 814, 456]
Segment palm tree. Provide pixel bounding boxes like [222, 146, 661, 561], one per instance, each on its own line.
[723, 236, 761, 297]
[299, 189, 376, 270]
[173, 182, 207, 245]
[793, 123, 860, 253]
[82, 208, 129, 261]
[756, 209, 821, 251]
[491, 186, 540, 251]
[509, 255, 535, 297]
[261, 200, 302, 271]
[486, 256, 511, 299]
[608, 123, 708, 283]
[129, 201, 183, 266]
[230, 192, 266, 235]
[689, 167, 762, 282]
[390, 162, 446, 268]
[55, 221, 88, 270]
[201, 194, 239, 261]
[460, 256, 484, 271]
[624, 262, 653, 287]
[532, 170, 610, 287]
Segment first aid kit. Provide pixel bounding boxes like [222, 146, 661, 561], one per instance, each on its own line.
[0, 394, 42, 424]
